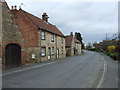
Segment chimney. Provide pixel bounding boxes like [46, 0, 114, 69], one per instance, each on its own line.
[70, 32, 73, 36]
[11, 6, 13, 10]
[14, 5, 17, 10]
[42, 13, 49, 23]
[11, 5, 17, 10]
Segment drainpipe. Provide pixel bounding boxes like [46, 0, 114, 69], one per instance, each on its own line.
[56, 35, 57, 59]
[38, 28, 41, 63]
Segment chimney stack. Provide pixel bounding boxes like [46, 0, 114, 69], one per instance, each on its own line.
[70, 32, 73, 36]
[14, 5, 17, 10]
[42, 13, 49, 23]
[11, 6, 13, 10]
[11, 5, 17, 10]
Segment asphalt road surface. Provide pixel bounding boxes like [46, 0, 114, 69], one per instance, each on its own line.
[2, 51, 118, 88]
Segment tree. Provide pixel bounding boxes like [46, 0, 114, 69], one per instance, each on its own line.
[75, 32, 82, 42]
[75, 32, 84, 49]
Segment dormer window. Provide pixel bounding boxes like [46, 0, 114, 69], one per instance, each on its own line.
[42, 31, 45, 40]
[52, 34, 54, 42]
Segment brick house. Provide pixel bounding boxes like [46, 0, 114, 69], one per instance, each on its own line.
[1, 2, 66, 69]
[10, 6, 66, 64]
[65, 32, 82, 56]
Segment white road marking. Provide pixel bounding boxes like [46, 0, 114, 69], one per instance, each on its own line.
[96, 59, 107, 89]
[3, 62, 55, 76]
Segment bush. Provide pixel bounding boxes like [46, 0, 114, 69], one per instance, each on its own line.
[104, 51, 117, 60]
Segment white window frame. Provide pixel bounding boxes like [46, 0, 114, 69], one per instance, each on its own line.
[41, 47, 46, 56]
[42, 31, 45, 40]
[52, 34, 54, 42]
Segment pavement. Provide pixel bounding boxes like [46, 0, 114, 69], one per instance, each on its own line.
[2, 50, 119, 88]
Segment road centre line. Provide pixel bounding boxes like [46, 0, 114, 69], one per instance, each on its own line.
[96, 57, 107, 89]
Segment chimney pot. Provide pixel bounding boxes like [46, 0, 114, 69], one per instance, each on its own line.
[11, 6, 13, 10]
[70, 32, 73, 36]
[14, 5, 17, 10]
[42, 13, 49, 23]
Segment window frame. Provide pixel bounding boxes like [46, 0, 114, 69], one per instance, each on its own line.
[52, 47, 54, 55]
[41, 47, 46, 57]
[41, 31, 45, 40]
[52, 34, 55, 42]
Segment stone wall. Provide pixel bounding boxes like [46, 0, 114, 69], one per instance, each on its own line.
[25, 47, 40, 64]
[70, 37, 75, 56]
[40, 31, 66, 62]
[2, 2, 25, 69]
[0, 2, 2, 45]
[75, 43, 82, 55]
[0, 2, 2, 70]
[56, 35, 66, 58]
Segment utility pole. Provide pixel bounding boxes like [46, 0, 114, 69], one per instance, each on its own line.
[106, 33, 108, 41]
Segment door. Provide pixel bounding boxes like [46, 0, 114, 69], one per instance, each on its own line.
[48, 47, 51, 60]
[5, 43, 21, 69]
[57, 49, 59, 59]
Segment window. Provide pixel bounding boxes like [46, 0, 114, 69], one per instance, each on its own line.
[52, 34, 54, 42]
[42, 31, 45, 40]
[61, 47, 63, 54]
[61, 37, 63, 44]
[52, 47, 54, 55]
[41, 47, 46, 56]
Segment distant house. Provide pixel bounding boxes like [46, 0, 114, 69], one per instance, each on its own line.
[2, 2, 66, 69]
[65, 32, 82, 56]
[74, 38, 82, 55]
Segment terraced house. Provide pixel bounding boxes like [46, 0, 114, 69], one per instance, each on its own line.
[65, 32, 82, 56]
[2, 2, 66, 69]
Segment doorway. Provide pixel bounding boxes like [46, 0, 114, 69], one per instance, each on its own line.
[57, 49, 59, 59]
[5, 43, 21, 69]
[48, 47, 51, 60]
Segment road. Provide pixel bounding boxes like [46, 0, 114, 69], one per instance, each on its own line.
[2, 51, 118, 88]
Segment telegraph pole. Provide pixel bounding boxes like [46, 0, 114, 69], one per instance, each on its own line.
[106, 33, 108, 41]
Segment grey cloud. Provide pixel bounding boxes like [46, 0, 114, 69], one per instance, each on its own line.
[6, 1, 118, 44]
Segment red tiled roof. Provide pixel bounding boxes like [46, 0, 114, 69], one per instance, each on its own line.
[65, 35, 73, 47]
[74, 38, 81, 44]
[65, 35, 81, 47]
[20, 10, 64, 37]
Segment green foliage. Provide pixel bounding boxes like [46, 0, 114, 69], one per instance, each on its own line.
[75, 32, 82, 42]
[104, 51, 117, 60]
[75, 32, 84, 49]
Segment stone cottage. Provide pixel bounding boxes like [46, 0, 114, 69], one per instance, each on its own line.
[74, 38, 82, 55]
[1, 2, 66, 69]
[65, 32, 82, 56]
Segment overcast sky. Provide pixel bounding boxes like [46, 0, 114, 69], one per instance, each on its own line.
[6, 0, 118, 45]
